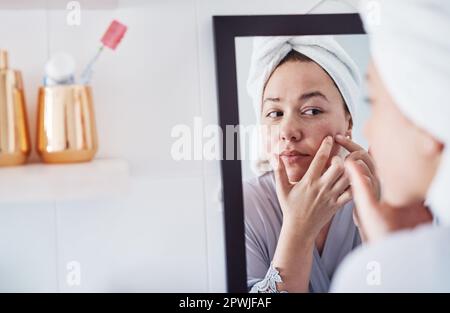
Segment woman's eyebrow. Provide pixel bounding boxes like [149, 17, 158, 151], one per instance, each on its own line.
[263, 97, 280, 104]
[299, 91, 328, 102]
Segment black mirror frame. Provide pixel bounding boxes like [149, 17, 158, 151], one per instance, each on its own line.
[213, 13, 365, 293]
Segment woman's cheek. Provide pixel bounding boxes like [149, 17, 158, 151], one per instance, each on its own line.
[308, 131, 343, 161]
[365, 112, 390, 170]
[261, 131, 279, 156]
[269, 135, 280, 155]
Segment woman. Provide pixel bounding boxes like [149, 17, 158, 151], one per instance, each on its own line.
[331, 0, 449, 292]
[244, 36, 380, 292]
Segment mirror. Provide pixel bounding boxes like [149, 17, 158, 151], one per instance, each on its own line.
[237, 34, 370, 292]
[213, 14, 369, 292]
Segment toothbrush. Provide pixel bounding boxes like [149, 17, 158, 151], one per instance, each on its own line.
[80, 20, 128, 84]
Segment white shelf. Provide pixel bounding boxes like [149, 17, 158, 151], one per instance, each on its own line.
[0, 158, 130, 203]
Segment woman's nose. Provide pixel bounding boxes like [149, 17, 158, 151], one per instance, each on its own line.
[279, 119, 302, 142]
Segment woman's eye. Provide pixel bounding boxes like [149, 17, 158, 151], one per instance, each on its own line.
[266, 111, 283, 118]
[302, 108, 323, 116]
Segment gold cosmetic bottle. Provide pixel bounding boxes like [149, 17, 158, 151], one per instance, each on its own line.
[0, 50, 31, 166]
[36, 85, 98, 163]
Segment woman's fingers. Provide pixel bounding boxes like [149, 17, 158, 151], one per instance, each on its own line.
[336, 188, 353, 208]
[353, 159, 371, 178]
[346, 150, 376, 175]
[352, 202, 360, 227]
[347, 155, 380, 200]
[335, 134, 364, 152]
[335, 135, 377, 175]
[305, 136, 334, 180]
[330, 171, 351, 196]
[345, 159, 377, 206]
[320, 155, 345, 189]
[345, 159, 379, 234]
[272, 154, 292, 201]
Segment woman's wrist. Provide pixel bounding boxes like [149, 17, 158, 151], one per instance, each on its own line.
[272, 222, 316, 292]
[281, 217, 317, 245]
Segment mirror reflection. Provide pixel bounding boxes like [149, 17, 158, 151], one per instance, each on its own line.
[235, 35, 372, 292]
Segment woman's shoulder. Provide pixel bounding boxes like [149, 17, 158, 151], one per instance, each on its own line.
[243, 171, 275, 191]
[331, 225, 450, 292]
[243, 172, 277, 203]
[242, 171, 282, 223]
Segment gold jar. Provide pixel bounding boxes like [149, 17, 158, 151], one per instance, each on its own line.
[0, 50, 31, 166]
[36, 85, 98, 163]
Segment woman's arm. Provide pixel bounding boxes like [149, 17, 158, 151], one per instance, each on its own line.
[271, 220, 316, 292]
[267, 136, 352, 292]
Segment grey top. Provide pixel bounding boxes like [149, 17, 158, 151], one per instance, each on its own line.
[243, 171, 361, 293]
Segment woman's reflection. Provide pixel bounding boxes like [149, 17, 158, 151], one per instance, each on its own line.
[243, 36, 379, 292]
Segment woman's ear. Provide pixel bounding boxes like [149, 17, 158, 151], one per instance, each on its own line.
[421, 130, 444, 157]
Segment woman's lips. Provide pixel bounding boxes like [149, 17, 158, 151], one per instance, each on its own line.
[279, 151, 310, 165]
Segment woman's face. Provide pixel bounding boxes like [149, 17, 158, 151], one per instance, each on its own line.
[364, 60, 441, 207]
[262, 60, 352, 183]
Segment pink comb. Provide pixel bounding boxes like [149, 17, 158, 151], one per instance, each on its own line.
[101, 20, 128, 50]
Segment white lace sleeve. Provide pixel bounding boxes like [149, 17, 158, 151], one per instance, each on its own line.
[250, 263, 288, 293]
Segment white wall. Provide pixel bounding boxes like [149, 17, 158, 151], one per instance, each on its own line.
[0, 0, 359, 292]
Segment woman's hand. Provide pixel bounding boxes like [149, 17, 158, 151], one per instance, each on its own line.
[272, 136, 353, 240]
[270, 135, 353, 292]
[334, 135, 381, 236]
[345, 159, 433, 243]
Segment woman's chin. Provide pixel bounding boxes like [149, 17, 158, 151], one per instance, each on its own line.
[286, 167, 307, 183]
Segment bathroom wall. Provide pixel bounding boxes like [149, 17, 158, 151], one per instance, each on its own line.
[0, 0, 358, 292]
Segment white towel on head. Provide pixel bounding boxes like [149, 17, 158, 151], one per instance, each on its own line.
[246, 36, 361, 174]
[360, 0, 450, 225]
[246, 36, 361, 123]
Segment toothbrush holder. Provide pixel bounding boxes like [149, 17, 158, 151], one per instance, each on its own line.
[0, 50, 31, 166]
[36, 85, 98, 163]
